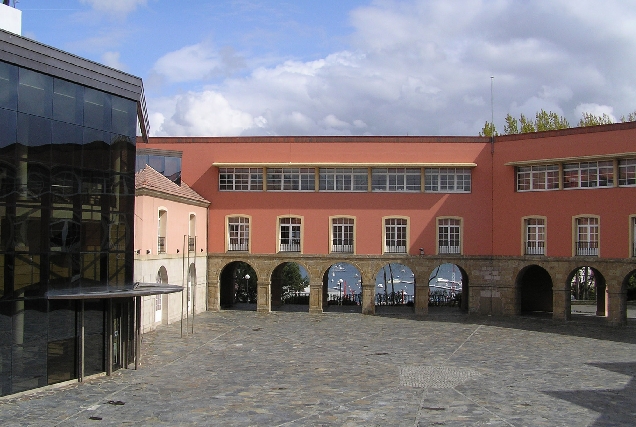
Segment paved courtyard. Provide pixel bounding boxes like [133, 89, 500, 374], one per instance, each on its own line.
[1, 309, 636, 426]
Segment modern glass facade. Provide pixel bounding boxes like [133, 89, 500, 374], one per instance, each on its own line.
[0, 59, 137, 396]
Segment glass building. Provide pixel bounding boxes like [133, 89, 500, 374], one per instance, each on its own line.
[0, 27, 178, 396]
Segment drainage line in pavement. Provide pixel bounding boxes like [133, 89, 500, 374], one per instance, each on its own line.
[446, 324, 483, 362]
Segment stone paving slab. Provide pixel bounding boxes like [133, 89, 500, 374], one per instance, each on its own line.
[1, 311, 636, 426]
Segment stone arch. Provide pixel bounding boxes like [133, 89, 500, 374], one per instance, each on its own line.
[219, 261, 258, 310]
[156, 265, 168, 284]
[568, 266, 606, 317]
[270, 261, 310, 311]
[516, 264, 553, 315]
[322, 262, 363, 312]
[373, 262, 415, 310]
[428, 262, 468, 311]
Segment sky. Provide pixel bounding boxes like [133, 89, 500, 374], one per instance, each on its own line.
[11, 0, 636, 137]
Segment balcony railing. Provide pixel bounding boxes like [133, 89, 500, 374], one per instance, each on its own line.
[438, 245, 460, 254]
[331, 244, 353, 253]
[157, 236, 166, 254]
[280, 241, 300, 252]
[228, 242, 249, 251]
[576, 241, 598, 256]
[188, 237, 195, 252]
[525, 243, 545, 255]
[384, 245, 406, 254]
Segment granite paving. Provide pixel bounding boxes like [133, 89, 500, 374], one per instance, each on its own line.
[1, 309, 636, 426]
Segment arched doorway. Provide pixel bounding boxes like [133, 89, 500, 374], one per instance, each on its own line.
[219, 261, 257, 310]
[517, 265, 553, 315]
[155, 266, 168, 322]
[374, 263, 414, 313]
[569, 266, 606, 317]
[271, 262, 309, 311]
[622, 270, 636, 322]
[323, 262, 362, 312]
[429, 263, 467, 312]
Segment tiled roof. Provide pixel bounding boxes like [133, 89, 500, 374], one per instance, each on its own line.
[135, 165, 209, 205]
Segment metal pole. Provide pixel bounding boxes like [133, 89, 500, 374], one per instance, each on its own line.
[107, 299, 113, 376]
[191, 235, 196, 334]
[79, 300, 85, 382]
[135, 296, 141, 369]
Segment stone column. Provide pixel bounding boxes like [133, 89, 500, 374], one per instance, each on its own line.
[309, 281, 323, 314]
[361, 283, 375, 315]
[257, 280, 271, 313]
[607, 290, 626, 325]
[414, 280, 429, 316]
[207, 277, 220, 312]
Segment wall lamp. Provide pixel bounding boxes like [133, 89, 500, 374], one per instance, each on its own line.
[146, 249, 151, 255]
[135, 249, 140, 255]
[176, 248, 180, 253]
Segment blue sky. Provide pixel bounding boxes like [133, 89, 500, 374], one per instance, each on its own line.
[11, 0, 636, 136]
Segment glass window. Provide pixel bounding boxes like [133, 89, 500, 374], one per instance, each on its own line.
[267, 168, 314, 191]
[83, 88, 111, 131]
[576, 217, 599, 256]
[619, 159, 636, 186]
[384, 218, 407, 253]
[438, 218, 461, 254]
[564, 161, 613, 189]
[516, 165, 559, 192]
[53, 78, 83, 125]
[111, 96, 136, 137]
[372, 168, 420, 192]
[425, 168, 471, 192]
[0, 108, 17, 150]
[319, 168, 368, 191]
[219, 168, 263, 191]
[525, 218, 545, 255]
[18, 68, 52, 118]
[332, 218, 354, 253]
[228, 216, 250, 251]
[279, 217, 301, 252]
[0, 61, 18, 111]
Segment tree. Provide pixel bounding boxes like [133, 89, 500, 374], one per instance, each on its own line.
[578, 112, 614, 127]
[479, 121, 497, 137]
[281, 262, 308, 298]
[234, 262, 257, 303]
[519, 114, 535, 133]
[535, 110, 569, 131]
[620, 111, 636, 122]
[503, 113, 518, 135]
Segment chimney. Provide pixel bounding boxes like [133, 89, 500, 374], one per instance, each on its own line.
[0, 1, 22, 36]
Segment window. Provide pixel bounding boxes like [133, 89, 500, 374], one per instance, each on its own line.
[524, 217, 545, 255]
[188, 214, 196, 252]
[384, 217, 408, 253]
[267, 168, 315, 191]
[372, 168, 420, 192]
[279, 217, 301, 252]
[319, 168, 368, 191]
[437, 218, 461, 254]
[619, 159, 636, 186]
[516, 165, 559, 192]
[227, 216, 250, 251]
[425, 168, 471, 192]
[575, 217, 599, 256]
[331, 217, 354, 253]
[157, 209, 167, 254]
[219, 168, 263, 191]
[564, 161, 613, 189]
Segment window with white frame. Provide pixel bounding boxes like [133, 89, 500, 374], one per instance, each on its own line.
[575, 217, 599, 256]
[331, 217, 354, 253]
[279, 217, 301, 252]
[619, 159, 636, 186]
[267, 168, 315, 191]
[437, 218, 461, 254]
[319, 168, 368, 191]
[564, 161, 613, 189]
[157, 209, 167, 254]
[219, 168, 263, 191]
[372, 168, 420, 192]
[228, 216, 250, 251]
[425, 168, 471, 192]
[384, 218, 407, 253]
[516, 165, 559, 192]
[524, 218, 545, 255]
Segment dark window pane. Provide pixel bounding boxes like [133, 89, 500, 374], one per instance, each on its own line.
[13, 254, 43, 297]
[53, 79, 83, 125]
[0, 108, 17, 150]
[111, 96, 136, 137]
[18, 68, 52, 118]
[110, 135, 135, 173]
[0, 62, 18, 111]
[82, 130, 110, 171]
[0, 161, 16, 198]
[164, 156, 181, 180]
[147, 155, 164, 174]
[11, 299, 48, 393]
[0, 301, 11, 396]
[47, 300, 77, 385]
[84, 299, 104, 376]
[83, 88, 111, 131]
[135, 154, 148, 172]
[17, 113, 52, 164]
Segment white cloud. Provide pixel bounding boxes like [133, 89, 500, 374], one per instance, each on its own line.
[574, 104, 617, 122]
[101, 51, 125, 71]
[146, 0, 636, 136]
[80, 0, 147, 15]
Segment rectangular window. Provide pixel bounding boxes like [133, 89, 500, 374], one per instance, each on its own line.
[319, 168, 368, 191]
[384, 218, 407, 253]
[576, 217, 599, 256]
[331, 218, 354, 253]
[438, 218, 461, 254]
[525, 218, 545, 255]
[619, 159, 636, 186]
[228, 217, 250, 251]
[372, 168, 420, 192]
[425, 168, 471, 192]
[516, 165, 559, 192]
[219, 168, 263, 191]
[267, 168, 315, 191]
[279, 217, 301, 252]
[564, 161, 613, 189]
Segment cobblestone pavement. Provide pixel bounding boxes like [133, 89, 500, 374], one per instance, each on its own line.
[2, 309, 636, 426]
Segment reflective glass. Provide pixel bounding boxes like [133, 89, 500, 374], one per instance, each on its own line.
[83, 88, 111, 131]
[82, 130, 110, 171]
[47, 300, 77, 384]
[0, 161, 16, 198]
[17, 113, 52, 165]
[84, 299, 105, 376]
[13, 254, 42, 297]
[53, 79, 83, 125]
[0, 61, 18, 111]
[11, 299, 48, 394]
[111, 96, 136, 137]
[18, 68, 52, 118]
[0, 301, 11, 396]
[0, 108, 17, 150]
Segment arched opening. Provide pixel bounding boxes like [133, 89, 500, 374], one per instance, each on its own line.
[219, 261, 257, 310]
[622, 270, 636, 321]
[569, 266, 606, 318]
[155, 266, 168, 323]
[323, 262, 362, 312]
[374, 263, 414, 313]
[271, 262, 309, 311]
[517, 265, 553, 315]
[428, 263, 467, 312]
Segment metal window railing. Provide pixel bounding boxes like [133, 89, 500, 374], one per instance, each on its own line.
[188, 237, 195, 252]
[525, 243, 545, 255]
[384, 245, 406, 254]
[228, 242, 249, 251]
[576, 241, 598, 256]
[280, 242, 300, 252]
[331, 244, 353, 253]
[438, 245, 460, 254]
[157, 236, 166, 254]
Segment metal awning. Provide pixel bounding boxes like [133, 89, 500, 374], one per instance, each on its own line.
[46, 282, 183, 300]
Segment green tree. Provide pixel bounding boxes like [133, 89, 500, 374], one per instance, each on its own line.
[281, 263, 309, 298]
[620, 111, 636, 122]
[503, 113, 519, 135]
[578, 112, 614, 127]
[519, 114, 535, 133]
[479, 121, 497, 137]
[627, 273, 636, 301]
[535, 110, 569, 131]
[234, 262, 257, 303]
